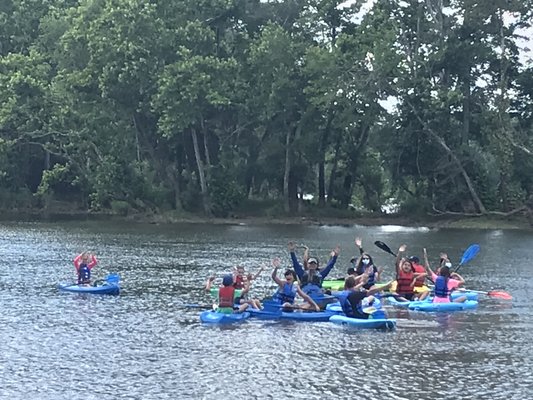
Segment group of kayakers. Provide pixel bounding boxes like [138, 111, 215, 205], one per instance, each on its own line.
[204, 236, 470, 320]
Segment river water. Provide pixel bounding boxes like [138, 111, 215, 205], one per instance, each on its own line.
[0, 221, 531, 399]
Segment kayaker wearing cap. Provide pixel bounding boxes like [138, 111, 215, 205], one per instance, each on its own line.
[271, 258, 320, 311]
[287, 241, 339, 296]
[205, 274, 250, 314]
[352, 237, 381, 289]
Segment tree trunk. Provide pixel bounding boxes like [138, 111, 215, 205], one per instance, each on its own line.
[191, 128, 211, 215]
[326, 133, 342, 205]
[462, 70, 470, 144]
[318, 109, 334, 207]
[283, 127, 292, 214]
[408, 103, 487, 214]
[165, 163, 183, 211]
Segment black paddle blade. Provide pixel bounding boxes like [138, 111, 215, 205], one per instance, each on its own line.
[374, 241, 397, 257]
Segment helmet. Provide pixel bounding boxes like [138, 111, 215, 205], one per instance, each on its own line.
[222, 274, 234, 286]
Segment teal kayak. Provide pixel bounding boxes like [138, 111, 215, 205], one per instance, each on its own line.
[330, 315, 396, 330]
[248, 308, 336, 322]
[200, 311, 251, 324]
[409, 300, 478, 312]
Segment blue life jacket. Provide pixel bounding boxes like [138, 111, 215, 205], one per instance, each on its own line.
[273, 283, 297, 304]
[338, 290, 364, 318]
[301, 271, 322, 288]
[302, 284, 322, 297]
[434, 276, 449, 298]
[77, 264, 91, 284]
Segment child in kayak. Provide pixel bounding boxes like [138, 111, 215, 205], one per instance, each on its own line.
[206, 274, 250, 314]
[271, 258, 320, 312]
[233, 265, 263, 309]
[423, 248, 467, 303]
[288, 241, 339, 296]
[394, 245, 429, 301]
[408, 255, 431, 298]
[337, 273, 393, 319]
[352, 237, 382, 289]
[73, 252, 98, 285]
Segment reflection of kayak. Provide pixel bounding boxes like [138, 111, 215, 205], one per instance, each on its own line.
[248, 307, 336, 322]
[200, 311, 250, 323]
[58, 276, 120, 295]
[330, 315, 396, 330]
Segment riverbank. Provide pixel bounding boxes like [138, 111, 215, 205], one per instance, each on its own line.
[1, 208, 531, 230]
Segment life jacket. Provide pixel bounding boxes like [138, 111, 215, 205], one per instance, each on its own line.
[301, 271, 322, 288]
[412, 263, 426, 286]
[218, 286, 235, 308]
[233, 274, 245, 289]
[434, 276, 449, 298]
[273, 283, 297, 304]
[338, 290, 363, 318]
[77, 264, 91, 284]
[396, 269, 414, 295]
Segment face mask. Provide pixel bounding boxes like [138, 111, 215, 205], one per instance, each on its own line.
[444, 262, 452, 268]
[362, 259, 370, 266]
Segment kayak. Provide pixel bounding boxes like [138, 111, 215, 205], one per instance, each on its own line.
[409, 300, 478, 312]
[248, 308, 336, 322]
[200, 311, 251, 323]
[450, 291, 479, 301]
[58, 274, 120, 295]
[329, 315, 396, 330]
[326, 298, 383, 314]
[322, 279, 345, 291]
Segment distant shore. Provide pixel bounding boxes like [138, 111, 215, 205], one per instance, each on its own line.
[1, 209, 531, 230]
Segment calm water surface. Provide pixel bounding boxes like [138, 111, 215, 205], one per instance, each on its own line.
[0, 221, 531, 399]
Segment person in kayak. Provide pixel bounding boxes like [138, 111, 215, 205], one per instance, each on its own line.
[423, 248, 467, 303]
[337, 273, 393, 319]
[352, 237, 382, 289]
[233, 265, 263, 309]
[394, 245, 429, 301]
[73, 252, 98, 285]
[408, 255, 431, 297]
[271, 258, 320, 312]
[288, 241, 339, 296]
[206, 274, 250, 314]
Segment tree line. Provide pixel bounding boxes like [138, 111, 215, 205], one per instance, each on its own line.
[1, 0, 532, 221]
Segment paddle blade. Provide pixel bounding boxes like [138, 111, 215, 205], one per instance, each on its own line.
[488, 290, 513, 300]
[374, 241, 397, 257]
[460, 244, 480, 265]
[106, 274, 120, 284]
[362, 306, 377, 314]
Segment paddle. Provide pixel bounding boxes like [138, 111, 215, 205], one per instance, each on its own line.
[453, 244, 480, 273]
[464, 289, 513, 300]
[105, 273, 120, 284]
[374, 241, 397, 257]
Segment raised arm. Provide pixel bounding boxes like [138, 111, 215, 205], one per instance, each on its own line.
[367, 280, 394, 296]
[73, 254, 82, 269]
[252, 265, 265, 280]
[88, 254, 98, 269]
[396, 244, 407, 270]
[423, 248, 436, 277]
[320, 245, 340, 279]
[205, 276, 215, 291]
[288, 241, 305, 279]
[450, 272, 465, 286]
[271, 258, 284, 287]
[355, 237, 364, 255]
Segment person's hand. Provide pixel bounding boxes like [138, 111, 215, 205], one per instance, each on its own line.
[300, 244, 309, 250]
[288, 241, 296, 252]
[314, 304, 320, 312]
[247, 273, 254, 281]
[331, 245, 340, 257]
[399, 244, 407, 252]
[439, 252, 448, 260]
[377, 266, 384, 274]
[208, 276, 215, 282]
[355, 237, 362, 248]
[272, 258, 281, 268]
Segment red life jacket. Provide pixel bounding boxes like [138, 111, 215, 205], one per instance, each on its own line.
[233, 274, 245, 289]
[396, 269, 414, 295]
[218, 286, 235, 308]
[412, 263, 425, 286]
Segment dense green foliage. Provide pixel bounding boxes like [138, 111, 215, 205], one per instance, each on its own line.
[1, 0, 532, 220]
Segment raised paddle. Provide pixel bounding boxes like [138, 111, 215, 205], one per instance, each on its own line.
[453, 244, 480, 273]
[374, 241, 397, 257]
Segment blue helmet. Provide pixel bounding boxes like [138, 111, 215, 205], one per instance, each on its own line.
[222, 274, 234, 287]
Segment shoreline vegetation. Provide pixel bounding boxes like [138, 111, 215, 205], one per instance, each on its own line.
[1, 207, 531, 230]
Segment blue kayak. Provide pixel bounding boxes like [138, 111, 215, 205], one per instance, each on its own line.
[450, 291, 479, 301]
[200, 311, 251, 324]
[408, 300, 478, 312]
[330, 315, 396, 330]
[248, 308, 336, 322]
[58, 274, 120, 295]
[325, 298, 383, 314]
